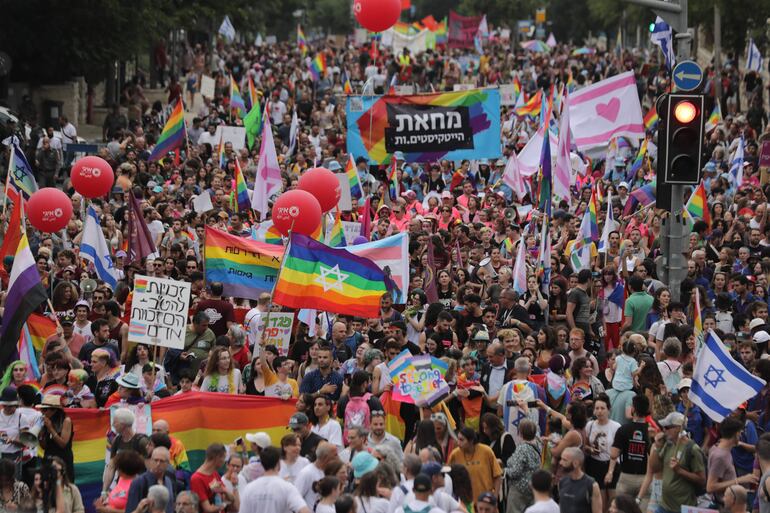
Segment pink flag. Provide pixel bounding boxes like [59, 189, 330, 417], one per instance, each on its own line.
[251, 104, 283, 216]
[554, 92, 572, 205]
[512, 237, 528, 295]
[502, 151, 528, 202]
[568, 71, 644, 150]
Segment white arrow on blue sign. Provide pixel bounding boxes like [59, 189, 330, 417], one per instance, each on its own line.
[672, 60, 703, 92]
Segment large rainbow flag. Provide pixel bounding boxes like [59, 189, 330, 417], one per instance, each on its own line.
[26, 312, 57, 353]
[204, 227, 284, 300]
[309, 53, 326, 81]
[229, 75, 247, 117]
[272, 234, 391, 318]
[148, 101, 186, 161]
[70, 393, 296, 511]
[515, 89, 543, 118]
[232, 159, 250, 212]
[345, 156, 362, 199]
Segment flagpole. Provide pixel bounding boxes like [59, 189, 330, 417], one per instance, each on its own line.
[2, 145, 14, 217]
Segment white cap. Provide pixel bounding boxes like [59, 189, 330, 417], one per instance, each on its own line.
[753, 331, 770, 344]
[245, 432, 271, 448]
[618, 181, 629, 190]
[750, 318, 766, 330]
[677, 378, 692, 391]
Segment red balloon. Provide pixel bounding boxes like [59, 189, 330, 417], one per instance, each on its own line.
[27, 188, 73, 233]
[353, 0, 401, 33]
[70, 156, 115, 198]
[297, 167, 341, 212]
[272, 190, 322, 236]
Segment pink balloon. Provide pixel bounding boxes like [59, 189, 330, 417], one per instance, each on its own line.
[70, 156, 115, 198]
[272, 190, 322, 236]
[353, 0, 402, 33]
[27, 188, 73, 233]
[297, 167, 341, 212]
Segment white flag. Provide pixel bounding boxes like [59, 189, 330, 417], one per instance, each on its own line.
[747, 38, 764, 73]
[690, 330, 766, 422]
[251, 105, 283, 216]
[81, 206, 119, 289]
[512, 238, 528, 295]
[598, 190, 615, 253]
[650, 16, 675, 71]
[218, 16, 236, 42]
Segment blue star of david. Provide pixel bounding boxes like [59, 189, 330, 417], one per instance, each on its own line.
[103, 255, 114, 269]
[511, 409, 527, 427]
[703, 364, 726, 388]
[13, 165, 27, 181]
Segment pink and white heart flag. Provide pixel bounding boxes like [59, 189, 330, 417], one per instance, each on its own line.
[568, 71, 644, 150]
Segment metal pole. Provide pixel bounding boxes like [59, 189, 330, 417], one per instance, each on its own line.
[714, 4, 722, 102]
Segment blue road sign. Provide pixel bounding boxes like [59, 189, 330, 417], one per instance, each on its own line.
[672, 60, 703, 91]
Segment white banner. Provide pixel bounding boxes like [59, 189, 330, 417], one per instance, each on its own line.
[568, 71, 645, 150]
[499, 84, 518, 106]
[200, 75, 215, 99]
[381, 28, 429, 55]
[129, 275, 191, 349]
[342, 221, 362, 243]
[214, 126, 247, 151]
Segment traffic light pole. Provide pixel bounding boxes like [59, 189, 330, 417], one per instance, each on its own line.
[623, 0, 691, 302]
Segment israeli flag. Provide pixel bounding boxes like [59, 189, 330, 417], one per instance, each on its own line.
[730, 136, 745, 187]
[81, 206, 119, 289]
[218, 15, 236, 42]
[690, 330, 766, 422]
[747, 38, 764, 73]
[650, 16, 675, 71]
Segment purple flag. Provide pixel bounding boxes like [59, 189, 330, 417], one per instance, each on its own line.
[127, 191, 158, 264]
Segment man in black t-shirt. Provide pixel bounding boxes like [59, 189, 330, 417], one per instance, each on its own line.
[608, 395, 650, 501]
[289, 413, 324, 462]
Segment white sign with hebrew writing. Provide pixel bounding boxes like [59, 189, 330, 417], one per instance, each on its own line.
[129, 275, 191, 349]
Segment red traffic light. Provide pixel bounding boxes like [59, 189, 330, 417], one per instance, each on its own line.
[674, 101, 697, 123]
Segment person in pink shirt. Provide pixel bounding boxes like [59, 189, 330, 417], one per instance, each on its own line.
[402, 190, 424, 216]
[389, 204, 412, 233]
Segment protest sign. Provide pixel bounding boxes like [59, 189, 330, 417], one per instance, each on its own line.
[760, 141, 770, 185]
[347, 88, 501, 164]
[192, 193, 214, 213]
[342, 221, 362, 243]
[499, 84, 518, 106]
[388, 350, 450, 406]
[214, 126, 247, 151]
[200, 75, 215, 99]
[129, 275, 191, 349]
[251, 312, 294, 356]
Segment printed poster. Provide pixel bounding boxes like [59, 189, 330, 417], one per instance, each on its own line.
[129, 275, 191, 349]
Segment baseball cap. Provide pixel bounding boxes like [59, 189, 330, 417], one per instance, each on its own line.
[245, 432, 271, 448]
[394, 151, 405, 160]
[754, 331, 770, 344]
[441, 191, 453, 199]
[413, 474, 432, 493]
[618, 181, 629, 189]
[288, 412, 309, 429]
[421, 462, 451, 477]
[116, 250, 128, 258]
[677, 378, 692, 391]
[60, 315, 75, 326]
[750, 318, 766, 331]
[659, 411, 686, 428]
[477, 492, 497, 506]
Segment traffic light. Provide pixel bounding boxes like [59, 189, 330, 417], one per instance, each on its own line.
[660, 93, 705, 185]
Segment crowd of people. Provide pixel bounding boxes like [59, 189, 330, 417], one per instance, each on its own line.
[0, 16, 769, 513]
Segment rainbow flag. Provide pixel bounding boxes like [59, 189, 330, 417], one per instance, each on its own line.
[297, 25, 308, 57]
[230, 75, 246, 117]
[685, 181, 710, 227]
[233, 159, 250, 213]
[623, 181, 656, 216]
[309, 53, 326, 81]
[25, 312, 57, 353]
[70, 393, 295, 510]
[18, 326, 41, 381]
[204, 227, 284, 300]
[272, 234, 391, 318]
[705, 102, 722, 132]
[217, 134, 227, 169]
[588, 187, 600, 241]
[148, 101, 186, 161]
[515, 89, 543, 118]
[566, 70, 576, 93]
[388, 160, 399, 201]
[643, 104, 658, 130]
[251, 221, 283, 245]
[693, 287, 703, 349]
[344, 76, 353, 94]
[345, 157, 362, 199]
[326, 210, 347, 248]
[513, 75, 522, 99]
[247, 75, 259, 111]
[627, 138, 648, 181]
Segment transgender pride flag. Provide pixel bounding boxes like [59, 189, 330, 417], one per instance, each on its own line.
[346, 233, 409, 304]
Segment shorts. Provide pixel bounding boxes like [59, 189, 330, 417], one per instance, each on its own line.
[585, 457, 619, 490]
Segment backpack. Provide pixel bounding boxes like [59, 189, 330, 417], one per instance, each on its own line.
[661, 360, 682, 393]
[404, 505, 432, 513]
[343, 393, 371, 445]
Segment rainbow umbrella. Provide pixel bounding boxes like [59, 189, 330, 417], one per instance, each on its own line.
[571, 47, 596, 56]
[520, 40, 551, 53]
